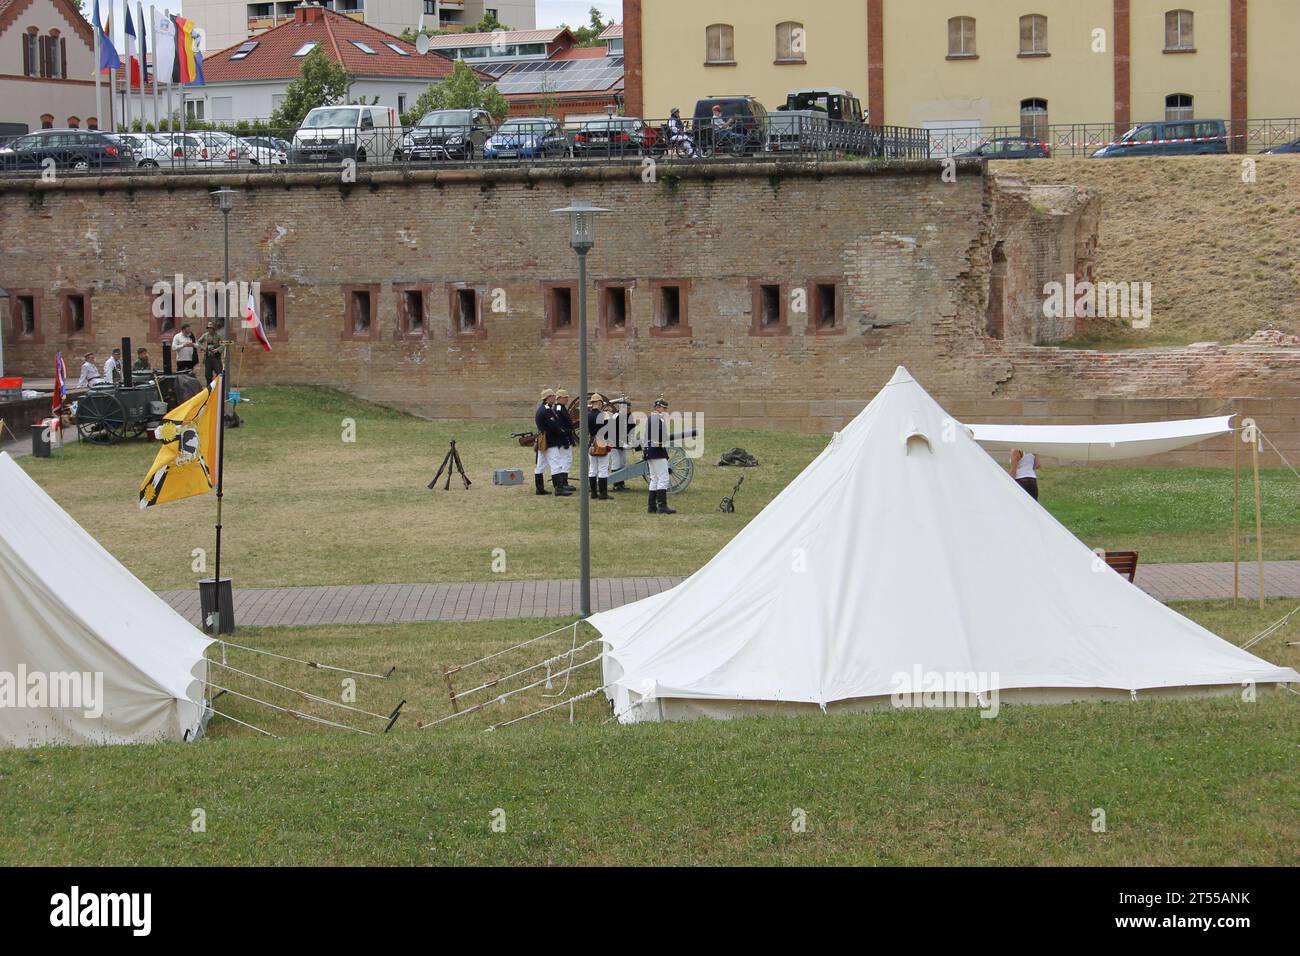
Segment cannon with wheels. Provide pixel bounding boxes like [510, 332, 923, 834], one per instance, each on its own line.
[608, 444, 694, 495]
[74, 373, 203, 446]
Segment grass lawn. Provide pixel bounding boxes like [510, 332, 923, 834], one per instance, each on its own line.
[0, 601, 1294, 866]
[14, 386, 1300, 590]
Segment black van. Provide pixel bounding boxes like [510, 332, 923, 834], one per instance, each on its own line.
[693, 95, 769, 156]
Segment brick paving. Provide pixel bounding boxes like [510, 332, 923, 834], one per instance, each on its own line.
[157, 562, 1300, 628]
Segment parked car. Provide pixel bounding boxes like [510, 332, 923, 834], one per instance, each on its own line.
[150, 132, 210, 167]
[1262, 136, 1300, 154]
[0, 128, 133, 171]
[290, 105, 400, 164]
[692, 96, 768, 155]
[187, 130, 254, 168]
[396, 109, 496, 161]
[572, 117, 657, 157]
[110, 132, 172, 168]
[483, 117, 568, 160]
[241, 135, 289, 164]
[1091, 119, 1228, 157]
[955, 137, 1051, 159]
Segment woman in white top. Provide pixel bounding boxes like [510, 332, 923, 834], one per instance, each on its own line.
[1009, 448, 1040, 500]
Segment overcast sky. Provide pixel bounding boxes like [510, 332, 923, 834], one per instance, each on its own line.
[535, 1, 622, 30]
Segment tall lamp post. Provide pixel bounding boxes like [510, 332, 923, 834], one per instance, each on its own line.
[206, 187, 236, 634]
[552, 200, 610, 618]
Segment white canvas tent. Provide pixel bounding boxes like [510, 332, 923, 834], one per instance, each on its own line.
[0, 453, 212, 747]
[966, 416, 1235, 462]
[588, 368, 1297, 723]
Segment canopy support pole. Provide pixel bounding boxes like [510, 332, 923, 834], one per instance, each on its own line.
[1252, 428, 1264, 610]
[1233, 420, 1241, 606]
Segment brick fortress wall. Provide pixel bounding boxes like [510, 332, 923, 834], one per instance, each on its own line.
[1, 160, 1296, 466]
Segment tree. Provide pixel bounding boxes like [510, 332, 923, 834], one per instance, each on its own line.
[563, 7, 612, 47]
[400, 60, 510, 126]
[268, 46, 352, 130]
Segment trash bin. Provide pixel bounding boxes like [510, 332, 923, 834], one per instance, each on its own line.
[198, 578, 235, 634]
[31, 422, 51, 458]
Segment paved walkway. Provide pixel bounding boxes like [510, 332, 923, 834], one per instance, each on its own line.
[158, 562, 1300, 628]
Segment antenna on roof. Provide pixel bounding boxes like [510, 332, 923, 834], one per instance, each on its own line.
[416, 33, 430, 55]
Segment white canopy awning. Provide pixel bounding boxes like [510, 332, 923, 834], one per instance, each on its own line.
[966, 415, 1234, 462]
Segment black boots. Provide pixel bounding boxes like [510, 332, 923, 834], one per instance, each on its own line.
[656, 490, 676, 515]
[589, 476, 598, 498]
[535, 473, 550, 495]
[597, 478, 611, 500]
[612, 481, 627, 492]
[647, 490, 658, 514]
[553, 474, 574, 496]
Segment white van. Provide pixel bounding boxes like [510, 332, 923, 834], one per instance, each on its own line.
[290, 105, 399, 164]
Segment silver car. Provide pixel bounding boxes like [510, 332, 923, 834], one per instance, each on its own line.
[189, 130, 254, 168]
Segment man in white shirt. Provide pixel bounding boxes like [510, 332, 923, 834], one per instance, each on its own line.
[76, 352, 103, 389]
[102, 348, 123, 384]
[171, 324, 198, 374]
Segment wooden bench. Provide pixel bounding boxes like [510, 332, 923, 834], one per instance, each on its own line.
[1104, 550, 1139, 583]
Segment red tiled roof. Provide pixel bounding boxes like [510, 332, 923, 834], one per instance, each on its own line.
[204, 8, 490, 83]
[598, 24, 623, 39]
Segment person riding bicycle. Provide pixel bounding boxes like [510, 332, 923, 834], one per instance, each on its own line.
[710, 104, 743, 154]
[667, 107, 698, 157]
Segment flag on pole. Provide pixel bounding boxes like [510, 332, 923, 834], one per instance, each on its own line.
[124, 5, 141, 87]
[153, 8, 176, 84]
[138, 375, 222, 509]
[53, 352, 67, 415]
[94, 0, 121, 73]
[242, 291, 272, 352]
[138, 2, 149, 84]
[172, 14, 204, 85]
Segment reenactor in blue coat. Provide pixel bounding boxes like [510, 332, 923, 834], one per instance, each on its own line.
[644, 398, 676, 515]
[543, 388, 576, 496]
[533, 386, 554, 495]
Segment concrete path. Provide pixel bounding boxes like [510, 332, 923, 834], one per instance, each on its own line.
[157, 562, 1300, 628]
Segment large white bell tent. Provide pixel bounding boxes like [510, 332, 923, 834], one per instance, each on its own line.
[588, 368, 1297, 723]
[0, 453, 212, 748]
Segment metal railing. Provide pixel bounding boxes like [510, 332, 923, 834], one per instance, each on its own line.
[0, 116, 932, 176]
[926, 117, 1300, 157]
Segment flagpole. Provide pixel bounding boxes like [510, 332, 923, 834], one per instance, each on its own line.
[93, 10, 102, 131]
[137, 1, 146, 130]
[148, 5, 159, 129]
[210, 187, 236, 633]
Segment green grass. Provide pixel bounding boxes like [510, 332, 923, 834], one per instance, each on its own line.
[16, 386, 1299, 589]
[0, 601, 1294, 865]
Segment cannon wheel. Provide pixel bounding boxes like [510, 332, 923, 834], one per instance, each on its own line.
[641, 446, 694, 494]
[76, 392, 129, 445]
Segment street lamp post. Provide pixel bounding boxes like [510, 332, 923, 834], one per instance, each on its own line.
[552, 200, 610, 618]
[207, 187, 236, 633]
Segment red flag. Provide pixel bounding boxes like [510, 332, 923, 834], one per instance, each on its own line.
[243, 292, 272, 352]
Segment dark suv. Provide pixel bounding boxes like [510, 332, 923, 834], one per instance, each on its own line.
[693, 96, 768, 156]
[397, 108, 497, 161]
[0, 128, 133, 171]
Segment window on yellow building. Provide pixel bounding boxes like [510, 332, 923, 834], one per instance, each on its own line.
[947, 17, 976, 57]
[1164, 10, 1194, 51]
[1019, 14, 1048, 55]
[1165, 93, 1193, 121]
[1019, 98, 1048, 140]
[775, 21, 805, 62]
[706, 23, 735, 64]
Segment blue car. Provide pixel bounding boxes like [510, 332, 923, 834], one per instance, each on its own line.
[483, 118, 568, 160]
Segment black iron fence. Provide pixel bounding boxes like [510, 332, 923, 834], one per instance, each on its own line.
[926, 117, 1300, 157]
[0, 116, 932, 176]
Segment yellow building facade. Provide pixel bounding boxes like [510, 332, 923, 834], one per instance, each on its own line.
[623, 0, 1297, 146]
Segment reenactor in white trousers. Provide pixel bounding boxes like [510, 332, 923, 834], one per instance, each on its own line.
[607, 397, 631, 491]
[533, 386, 554, 495]
[587, 393, 613, 500]
[644, 398, 676, 515]
[544, 388, 576, 496]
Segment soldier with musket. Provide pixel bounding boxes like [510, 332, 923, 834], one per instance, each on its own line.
[542, 388, 577, 497]
[532, 386, 554, 495]
[587, 393, 613, 501]
[644, 397, 677, 515]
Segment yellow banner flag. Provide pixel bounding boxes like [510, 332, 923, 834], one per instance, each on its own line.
[138, 376, 222, 509]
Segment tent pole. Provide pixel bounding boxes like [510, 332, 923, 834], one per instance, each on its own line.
[1252, 427, 1264, 610]
[1233, 418, 1241, 606]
